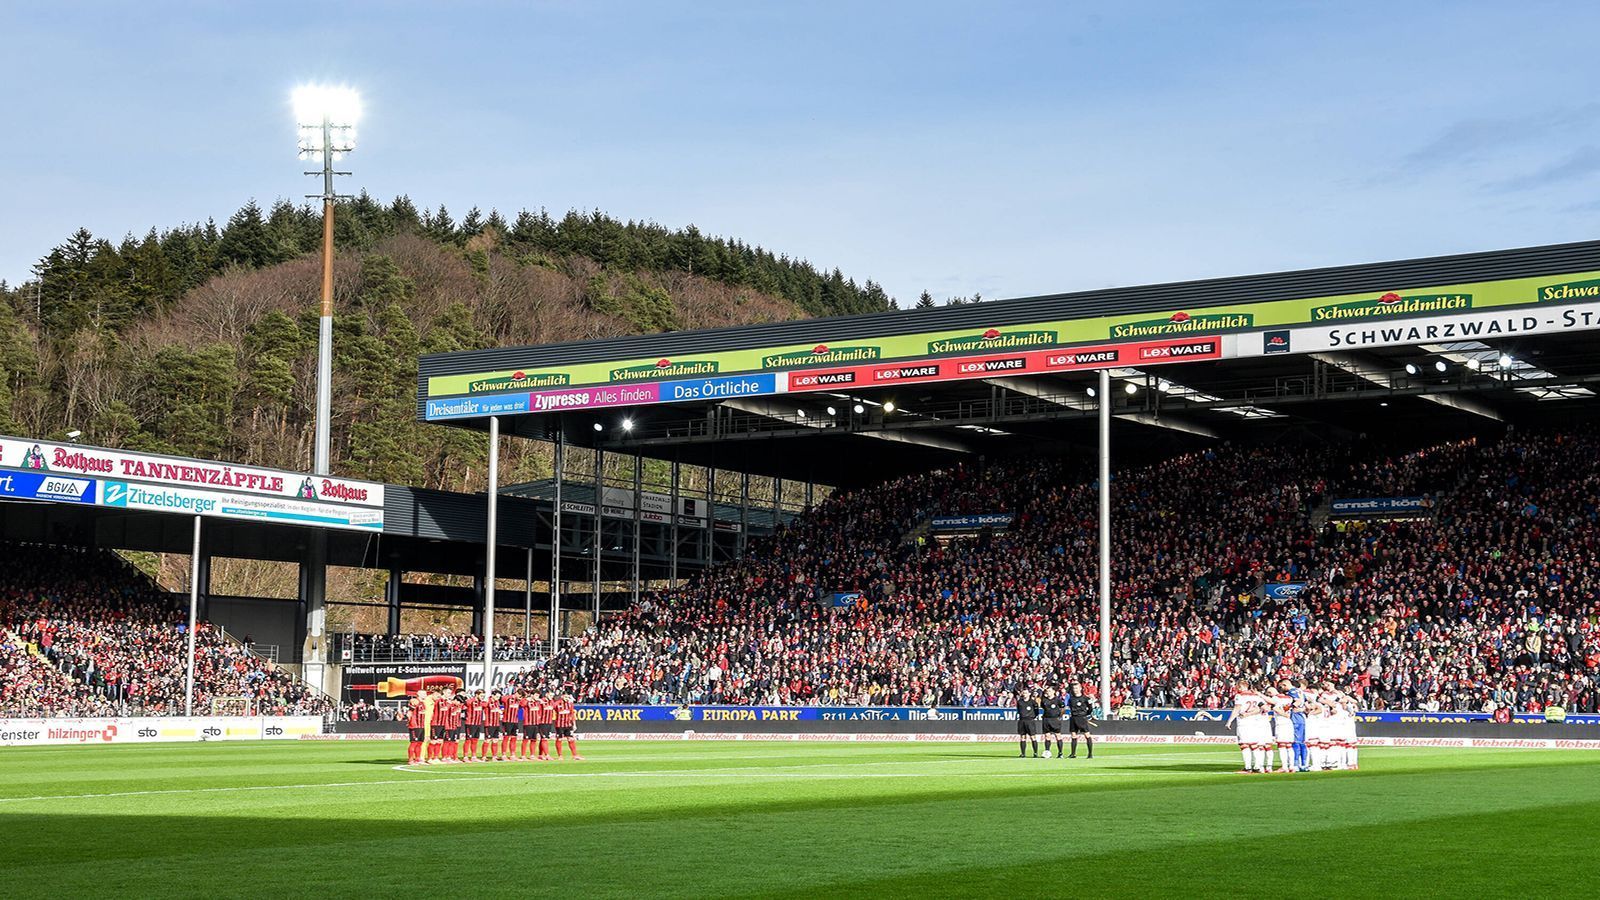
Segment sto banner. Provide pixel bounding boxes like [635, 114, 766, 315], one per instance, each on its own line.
[0, 716, 321, 747]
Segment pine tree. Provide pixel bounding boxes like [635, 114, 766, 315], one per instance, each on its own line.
[215, 201, 278, 269]
[916, 290, 936, 310]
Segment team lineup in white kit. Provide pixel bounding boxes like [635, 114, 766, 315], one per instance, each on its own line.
[1229, 680, 1359, 774]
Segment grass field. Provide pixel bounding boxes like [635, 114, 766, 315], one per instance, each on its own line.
[3, 740, 1598, 898]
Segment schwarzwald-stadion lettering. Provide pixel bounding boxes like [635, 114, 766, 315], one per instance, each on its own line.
[422, 264, 1600, 411]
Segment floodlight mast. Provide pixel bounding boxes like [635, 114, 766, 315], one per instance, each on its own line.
[293, 85, 358, 691]
[294, 85, 358, 477]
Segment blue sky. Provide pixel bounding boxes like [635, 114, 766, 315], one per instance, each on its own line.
[3, 1, 1599, 305]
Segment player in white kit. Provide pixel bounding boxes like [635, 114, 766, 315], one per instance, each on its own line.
[1303, 690, 1329, 770]
[1227, 681, 1272, 773]
[1266, 686, 1298, 772]
[1335, 692, 1360, 770]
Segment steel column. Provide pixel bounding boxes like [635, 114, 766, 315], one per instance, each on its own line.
[1098, 368, 1112, 717]
[482, 415, 499, 694]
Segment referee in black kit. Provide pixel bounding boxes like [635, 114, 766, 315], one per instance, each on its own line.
[1067, 682, 1095, 759]
[1016, 689, 1041, 757]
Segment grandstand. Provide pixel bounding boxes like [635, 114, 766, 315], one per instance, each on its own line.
[4, 239, 1600, 724]
[417, 239, 1600, 716]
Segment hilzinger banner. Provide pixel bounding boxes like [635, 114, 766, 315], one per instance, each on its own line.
[421, 268, 1600, 420]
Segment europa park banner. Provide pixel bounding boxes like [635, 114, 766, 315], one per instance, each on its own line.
[424, 267, 1600, 411]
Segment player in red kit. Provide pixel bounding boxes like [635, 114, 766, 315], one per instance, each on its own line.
[463, 689, 486, 762]
[501, 690, 523, 759]
[553, 691, 583, 760]
[406, 694, 427, 764]
[528, 685, 547, 755]
[482, 689, 504, 761]
[425, 688, 444, 759]
[530, 690, 554, 761]
[441, 688, 464, 762]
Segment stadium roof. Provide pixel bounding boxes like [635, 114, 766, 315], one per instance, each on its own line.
[419, 240, 1600, 486]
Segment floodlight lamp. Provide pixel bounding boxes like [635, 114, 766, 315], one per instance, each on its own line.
[592, 422, 603, 432]
[293, 85, 362, 130]
[1124, 383, 1138, 395]
[883, 401, 896, 413]
[1435, 360, 1448, 373]
[622, 418, 633, 432]
[1499, 354, 1513, 368]
[826, 406, 837, 416]
[1086, 387, 1096, 398]
[1405, 363, 1419, 376]
[853, 403, 865, 414]
[796, 409, 806, 419]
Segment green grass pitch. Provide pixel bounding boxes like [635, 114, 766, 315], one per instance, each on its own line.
[3, 740, 1597, 897]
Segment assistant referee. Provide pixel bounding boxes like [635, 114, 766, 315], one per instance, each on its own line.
[1067, 683, 1095, 759]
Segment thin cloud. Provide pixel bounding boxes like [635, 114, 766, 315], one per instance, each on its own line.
[1491, 146, 1600, 192]
[1392, 103, 1600, 177]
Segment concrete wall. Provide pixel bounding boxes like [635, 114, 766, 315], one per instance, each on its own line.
[206, 594, 298, 654]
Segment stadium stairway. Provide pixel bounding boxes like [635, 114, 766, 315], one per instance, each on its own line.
[899, 516, 935, 548]
[219, 629, 336, 711]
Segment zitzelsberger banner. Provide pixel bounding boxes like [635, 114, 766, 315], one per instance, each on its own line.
[421, 269, 1600, 421]
[0, 436, 385, 532]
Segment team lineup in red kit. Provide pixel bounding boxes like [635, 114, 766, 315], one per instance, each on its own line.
[405, 687, 581, 764]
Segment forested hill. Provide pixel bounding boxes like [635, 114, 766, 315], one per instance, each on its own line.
[0, 195, 896, 493]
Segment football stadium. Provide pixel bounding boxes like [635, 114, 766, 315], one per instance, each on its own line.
[6, 6, 1600, 898]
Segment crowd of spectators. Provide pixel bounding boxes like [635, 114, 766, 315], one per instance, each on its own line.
[532, 427, 1599, 714]
[0, 545, 332, 718]
[8, 425, 1598, 719]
